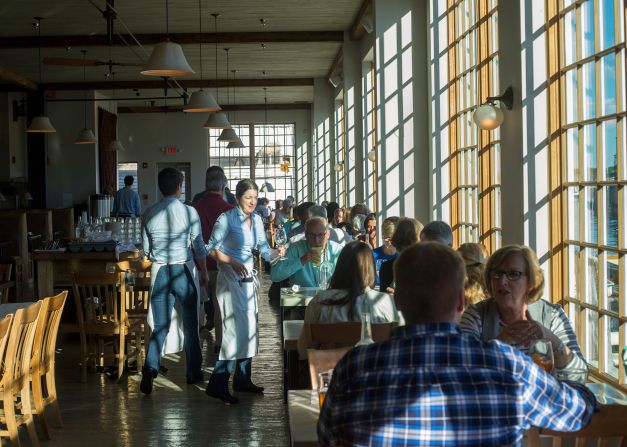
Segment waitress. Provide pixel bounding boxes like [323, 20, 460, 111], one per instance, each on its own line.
[205, 179, 283, 404]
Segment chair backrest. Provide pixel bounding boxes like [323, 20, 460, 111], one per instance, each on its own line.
[305, 322, 395, 346]
[2, 301, 42, 393]
[72, 272, 122, 327]
[0, 263, 12, 282]
[307, 347, 350, 389]
[0, 314, 14, 370]
[527, 404, 627, 447]
[31, 291, 68, 375]
[117, 260, 151, 317]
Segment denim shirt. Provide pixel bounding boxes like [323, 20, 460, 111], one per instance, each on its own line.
[207, 207, 273, 270]
[113, 186, 141, 217]
[142, 197, 207, 264]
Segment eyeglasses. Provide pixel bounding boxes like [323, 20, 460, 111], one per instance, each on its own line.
[490, 270, 527, 281]
[306, 232, 326, 239]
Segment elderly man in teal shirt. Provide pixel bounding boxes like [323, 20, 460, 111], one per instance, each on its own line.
[271, 216, 342, 287]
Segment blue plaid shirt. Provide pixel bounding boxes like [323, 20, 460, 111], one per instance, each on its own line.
[318, 323, 596, 447]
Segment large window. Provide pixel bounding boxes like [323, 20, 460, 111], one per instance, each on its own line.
[430, 0, 501, 250]
[117, 162, 138, 193]
[208, 123, 296, 202]
[334, 98, 347, 206]
[550, 0, 627, 387]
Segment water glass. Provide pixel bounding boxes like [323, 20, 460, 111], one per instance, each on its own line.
[317, 370, 332, 409]
[529, 339, 554, 374]
[317, 263, 331, 289]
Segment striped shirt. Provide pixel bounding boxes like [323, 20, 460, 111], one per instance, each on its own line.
[460, 298, 588, 377]
[317, 323, 596, 447]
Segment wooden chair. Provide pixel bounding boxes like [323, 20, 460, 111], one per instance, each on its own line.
[72, 272, 128, 382]
[527, 404, 627, 447]
[0, 302, 42, 447]
[307, 347, 350, 390]
[303, 322, 395, 350]
[30, 291, 68, 439]
[0, 263, 14, 303]
[117, 260, 151, 369]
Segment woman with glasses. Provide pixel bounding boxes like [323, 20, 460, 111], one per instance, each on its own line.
[460, 244, 587, 378]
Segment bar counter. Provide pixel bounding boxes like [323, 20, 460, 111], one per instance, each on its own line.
[32, 250, 140, 298]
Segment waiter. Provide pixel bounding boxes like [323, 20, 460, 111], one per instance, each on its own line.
[140, 168, 209, 395]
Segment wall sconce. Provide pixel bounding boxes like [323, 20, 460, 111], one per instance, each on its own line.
[329, 74, 343, 88]
[360, 14, 374, 34]
[473, 86, 513, 130]
[367, 149, 376, 162]
[334, 162, 344, 172]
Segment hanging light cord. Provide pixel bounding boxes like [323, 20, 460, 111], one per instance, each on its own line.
[198, 0, 203, 81]
[37, 19, 42, 84]
[214, 14, 219, 101]
[82, 51, 87, 128]
[165, 0, 169, 37]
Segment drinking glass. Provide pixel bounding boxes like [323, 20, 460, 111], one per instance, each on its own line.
[272, 228, 288, 263]
[317, 370, 332, 409]
[529, 339, 554, 374]
[317, 263, 330, 289]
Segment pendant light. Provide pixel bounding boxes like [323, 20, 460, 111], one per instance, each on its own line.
[183, 0, 220, 112]
[107, 72, 125, 152]
[204, 13, 231, 129]
[227, 69, 245, 148]
[75, 51, 97, 144]
[141, 0, 194, 77]
[218, 48, 239, 142]
[27, 17, 56, 133]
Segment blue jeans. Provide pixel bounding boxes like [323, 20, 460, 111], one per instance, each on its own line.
[208, 358, 252, 391]
[144, 264, 202, 377]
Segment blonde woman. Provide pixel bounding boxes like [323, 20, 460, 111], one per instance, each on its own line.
[457, 242, 488, 307]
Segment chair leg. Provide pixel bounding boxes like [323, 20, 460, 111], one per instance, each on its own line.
[117, 331, 125, 381]
[46, 370, 63, 427]
[32, 374, 51, 439]
[79, 331, 88, 383]
[20, 387, 40, 447]
[4, 394, 21, 447]
[97, 337, 105, 368]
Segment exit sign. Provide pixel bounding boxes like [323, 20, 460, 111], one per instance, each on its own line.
[163, 146, 178, 156]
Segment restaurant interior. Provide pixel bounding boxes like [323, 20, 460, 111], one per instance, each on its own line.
[0, 0, 627, 445]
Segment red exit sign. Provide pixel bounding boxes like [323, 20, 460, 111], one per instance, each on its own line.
[163, 146, 177, 155]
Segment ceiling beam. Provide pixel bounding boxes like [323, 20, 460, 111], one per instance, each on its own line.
[0, 78, 314, 92]
[0, 65, 38, 90]
[326, 49, 343, 82]
[118, 103, 311, 113]
[0, 31, 344, 49]
[350, 0, 373, 41]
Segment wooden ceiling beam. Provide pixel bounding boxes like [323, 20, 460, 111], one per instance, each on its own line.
[118, 103, 311, 113]
[0, 78, 314, 92]
[0, 65, 38, 90]
[350, 0, 373, 41]
[0, 31, 343, 49]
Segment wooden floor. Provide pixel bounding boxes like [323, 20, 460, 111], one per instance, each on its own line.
[18, 273, 291, 447]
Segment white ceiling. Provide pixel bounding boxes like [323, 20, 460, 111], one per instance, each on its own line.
[0, 0, 361, 105]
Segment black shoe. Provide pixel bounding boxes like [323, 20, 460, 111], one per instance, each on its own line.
[205, 386, 239, 404]
[233, 382, 264, 394]
[186, 371, 204, 384]
[140, 367, 157, 395]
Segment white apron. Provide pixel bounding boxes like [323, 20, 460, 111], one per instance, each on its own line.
[216, 267, 260, 360]
[146, 260, 200, 355]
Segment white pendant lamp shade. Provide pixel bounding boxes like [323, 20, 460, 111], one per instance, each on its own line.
[227, 138, 245, 148]
[334, 162, 344, 172]
[218, 127, 239, 142]
[107, 139, 125, 152]
[26, 116, 56, 133]
[204, 112, 231, 129]
[75, 128, 97, 144]
[141, 41, 194, 77]
[367, 149, 376, 162]
[473, 104, 504, 130]
[184, 89, 221, 112]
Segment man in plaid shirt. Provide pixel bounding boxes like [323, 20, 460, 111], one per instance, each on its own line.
[318, 242, 596, 447]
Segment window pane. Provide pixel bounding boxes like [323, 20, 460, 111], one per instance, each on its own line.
[585, 308, 599, 369]
[600, 53, 617, 115]
[604, 316, 619, 378]
[583, 124, 597, 181]
[565, 69, 578, 124]
[606, 186, 619, 246]
[567, 187, 580, 239]
[584, 186, 598, 244]
[603, 120, 618, 180]
[568, 244, 581, 298]
[582, 0, 595, 59]
[566, 127, 579, 181]
[584, 247, 599, 305]
[117, 163, 138, 193]
[563, 10, 577, 66]
[599, 0, 616, 51]
[582, 61, 596, 120]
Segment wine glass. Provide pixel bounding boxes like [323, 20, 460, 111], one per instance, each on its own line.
[272, 227, 288, 263]
[529, 339, 554, 375]
[317, 262, 330, 290]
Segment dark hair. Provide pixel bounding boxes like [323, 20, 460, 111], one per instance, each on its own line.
[364, 214, 376, 228]
[124, 175, 134, 186]
[235, 179, 258, 198]
[158, 168, 183, 196]
[205, 170, 228, 193]
[321, 241, 376, 320]
[205, 165, 226, 190]
[296, 202, 315, 219]
[326, 202, 340, 221]
[391, 218, 423, 252]
[394, 242, 465, 323]
[420, 220, 454, 246]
